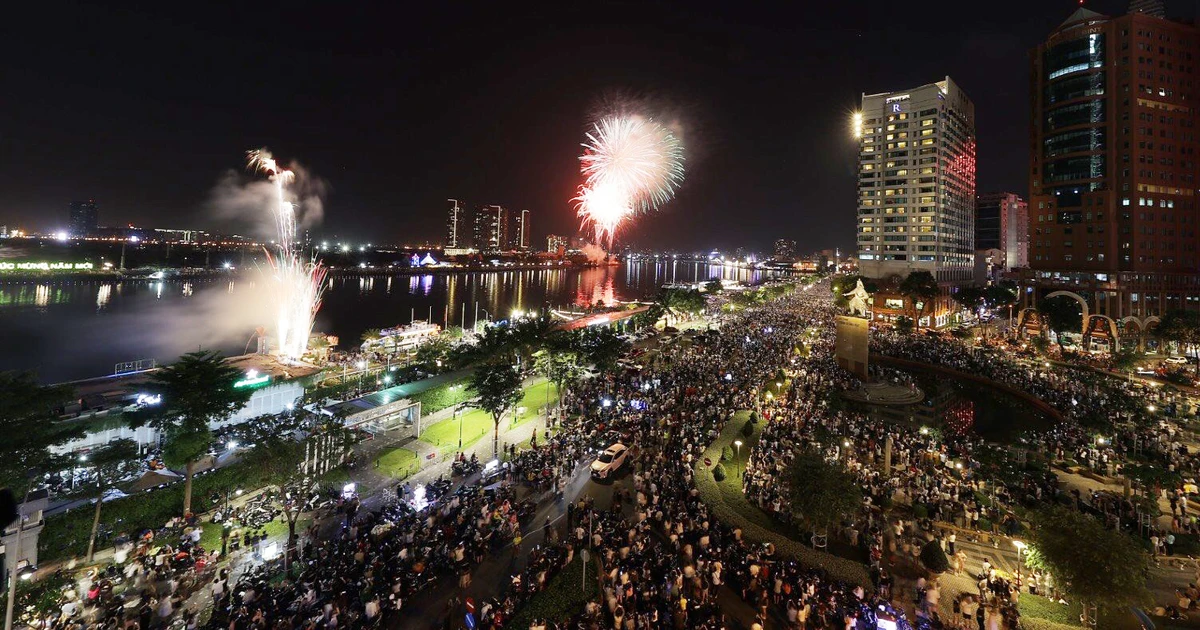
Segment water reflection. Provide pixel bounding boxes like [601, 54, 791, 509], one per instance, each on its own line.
[0, 262, 789, 382]
[96, 284, 112, 310]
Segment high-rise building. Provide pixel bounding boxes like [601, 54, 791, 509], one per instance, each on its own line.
[473, 205, 508, 252]
[773, 239, 797, 260]
[1026, 3, 1200, 350]
[69, 200, 99, 237]
[444, 199, 467, 251]
[976, 193, 1029, 270]
[514, 209, 531, 250]
[855, 77, 976, 283]
[547, 234, 568, 255]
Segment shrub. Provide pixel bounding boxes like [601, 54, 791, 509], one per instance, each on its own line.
[742, 421, 754, 438]
[721, 446, 733, 462]
[920, 540, 950, 574]
[977, 517, 994, 532]
[749, 411, 759, 424]
[912, 504, 928, 519]
[713, 463, 727, 482]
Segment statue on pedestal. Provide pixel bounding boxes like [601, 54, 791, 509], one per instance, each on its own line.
[844, 279, 871, 318]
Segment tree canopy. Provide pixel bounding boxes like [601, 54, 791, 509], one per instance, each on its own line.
[0, 371, 82, 495]
[469, 361, 524, 456]
[1038, 295, 1083, 351]
[899, 271, 939, 320]
[132, 350, 252, 514]
[1026, 505, 1150, 621]
[784, 450, 862, 532]
[1157, 309, 1200, 375]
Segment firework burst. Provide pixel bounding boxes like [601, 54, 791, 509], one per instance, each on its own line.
[574, 115, 684, 247]
[247, 148, 326, 361]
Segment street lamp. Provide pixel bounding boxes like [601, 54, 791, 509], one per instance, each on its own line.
[733, 439, 743, 479]
[1013, 540, 1027, 576]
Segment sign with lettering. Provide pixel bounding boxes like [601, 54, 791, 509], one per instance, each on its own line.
[0, 261, 94, 271]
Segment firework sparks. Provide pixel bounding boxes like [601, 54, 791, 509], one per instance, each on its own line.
[574, 115, 684, 247]
[247, 148, 325, 361]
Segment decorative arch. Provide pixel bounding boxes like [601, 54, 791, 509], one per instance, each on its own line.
[1119, 316, 1143, 331]
[1083, 314, 1119, 350]
[1045, 290, 1090, 334]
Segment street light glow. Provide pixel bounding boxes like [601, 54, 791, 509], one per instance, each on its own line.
[852, 111, 863, 139]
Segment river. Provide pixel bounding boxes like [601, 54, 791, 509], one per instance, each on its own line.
[0, 260, 784, 383]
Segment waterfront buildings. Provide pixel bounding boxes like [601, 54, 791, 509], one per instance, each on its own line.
[515, 209, 531, 251]
[976, 192, 1029, 270]
[856, 77, 977, 284]
[444, 199, 472, 255]
[69, 200, 99, 237]
[547, 234, 568, 256]
[773, 239, 797, 260]
[1025, 1, 1200, 350]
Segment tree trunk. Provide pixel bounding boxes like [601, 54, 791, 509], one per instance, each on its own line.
[183, 459, 195, 516]
[493, 418, 501, 458]
[86, 480, 104, 563]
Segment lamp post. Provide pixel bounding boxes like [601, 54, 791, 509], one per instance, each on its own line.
[1012, 540, 1027, 577]
[733, 439, 743, 479]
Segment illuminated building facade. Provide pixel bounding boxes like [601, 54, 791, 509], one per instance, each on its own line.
[473, 204, 508, 252]
[976, 192, 1029, 270]
[856, 76, 977, 283]
[1024, 3, 1200, 350]
[445, 198, 467, 251]
[514, 208, 531, 250]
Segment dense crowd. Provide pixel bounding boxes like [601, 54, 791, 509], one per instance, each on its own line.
[39, 275, 1200, 630]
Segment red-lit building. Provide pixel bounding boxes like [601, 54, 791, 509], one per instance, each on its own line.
[1025, 1, 1200, 350]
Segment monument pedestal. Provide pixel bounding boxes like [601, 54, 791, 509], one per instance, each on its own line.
[834, 315, 870, 380]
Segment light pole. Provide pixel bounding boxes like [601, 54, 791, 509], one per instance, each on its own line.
[733, 439, 743, 479]
[1013, 540, 1027, 578]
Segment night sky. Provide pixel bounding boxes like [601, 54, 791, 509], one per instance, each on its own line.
[0, 1, 1178, 253]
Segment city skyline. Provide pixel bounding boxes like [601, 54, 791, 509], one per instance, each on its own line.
[0, 1, 1155, 253]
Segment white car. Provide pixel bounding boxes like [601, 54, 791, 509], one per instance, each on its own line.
[1166, 356, 1189, 365]
[591, 443, 629, 479]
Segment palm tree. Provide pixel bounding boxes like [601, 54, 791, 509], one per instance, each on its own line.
[131, 351, 252, 515]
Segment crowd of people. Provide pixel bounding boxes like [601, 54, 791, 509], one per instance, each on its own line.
[37, 274, 1200, 630]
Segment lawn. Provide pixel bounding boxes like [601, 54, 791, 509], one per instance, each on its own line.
[419, 381, 558, 453]
[375, 447, 420, 479]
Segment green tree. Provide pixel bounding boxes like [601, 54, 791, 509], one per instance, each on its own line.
[572, 327, 629, 373]
[1157, 309, 1200, 376]
[983, 285, 1017, 310]
[784, 451, 862, 535]
[657, 288, 706, 322]
[131, 351, 252, 515]
[920, 540, 950, 574]
[250, 435, 308, 571]
[415, 335, 453, 370]
[1038, 295, 1083, 352]
[1026, 505, 1150, 625]
[83, 439, 140, 562]
[534, 350, 581, 411]
[952, 287, 986, 314]
[1111, 349, 1140, 373]
[899, 271, 939, 323]
[704, 278, 724, 294]
[0, 372, 82, 496]
[469, 361, 524, 457]
[360, 328, 382, 347]
[894, 316, 915, 335]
